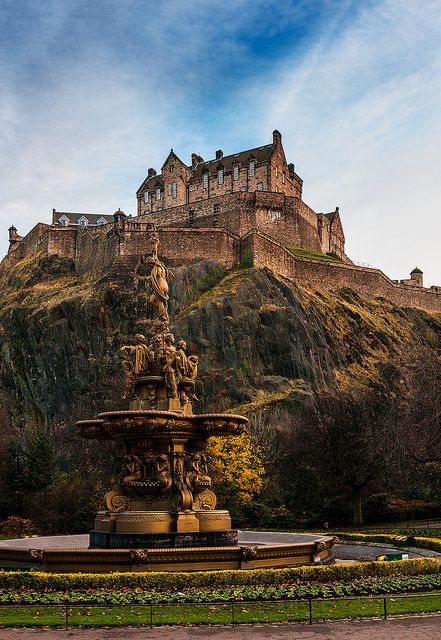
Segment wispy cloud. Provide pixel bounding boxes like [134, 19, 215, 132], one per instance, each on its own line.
[253, 0, 441, 283]
[0, 0, 440, 285]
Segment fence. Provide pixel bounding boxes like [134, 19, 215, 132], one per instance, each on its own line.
[0, 592, 440, 627]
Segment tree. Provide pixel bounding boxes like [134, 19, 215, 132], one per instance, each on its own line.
[300, 391, 400, 526]
[207, 433, 265, 514]
[2, 430, 55, 516]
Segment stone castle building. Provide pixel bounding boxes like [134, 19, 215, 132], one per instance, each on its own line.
[135, 130, 346, 261]
[2, 131, 441, 311]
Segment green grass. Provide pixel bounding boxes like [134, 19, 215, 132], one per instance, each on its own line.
[286, 245, 342, 263]
[0, 594, 440, 627]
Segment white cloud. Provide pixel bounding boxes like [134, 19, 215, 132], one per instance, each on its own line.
[254, 0, 441, 285]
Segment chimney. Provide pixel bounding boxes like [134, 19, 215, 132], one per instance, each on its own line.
[288, 162, 295, 175]
[410, 267, 423, 287]
[215, 149, 223, 160]
[273, 130, 282, 145]
[147, 168, 157, 178]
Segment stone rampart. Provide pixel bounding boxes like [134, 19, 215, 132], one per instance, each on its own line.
[249, 230, 441, 312]
[0, 223, 51, 272]
[2, 220, 440, 313]
[120, 227, 240, 268]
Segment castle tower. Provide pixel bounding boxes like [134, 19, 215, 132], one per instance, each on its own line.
[410, 267, 423, 287]
[113, 208, 127, 230]
[8, 225, 19, 245]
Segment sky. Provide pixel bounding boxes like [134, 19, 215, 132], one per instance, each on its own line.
[1, 0, 440, 284]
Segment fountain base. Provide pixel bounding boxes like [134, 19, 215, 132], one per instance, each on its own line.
[90, 529, 238, 549]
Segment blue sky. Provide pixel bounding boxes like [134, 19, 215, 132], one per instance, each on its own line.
[1, 0, 440, 284]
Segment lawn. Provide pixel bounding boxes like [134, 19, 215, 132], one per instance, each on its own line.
[0, 593, 439, 627]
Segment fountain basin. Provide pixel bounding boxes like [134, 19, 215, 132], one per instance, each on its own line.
[0, 531, 337, 572]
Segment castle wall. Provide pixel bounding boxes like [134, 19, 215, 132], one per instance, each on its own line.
[120, 228, 240, 268]
[75, 227, 120, 274]
[241, 230, 297, 276]
[137, 192, 323, 254]
[250, 230, 441, 312]
[0, 223, 51, 272]
[296, 201, 324, 252]
[269, 134, 302, 198]
[46, 228, 77, 260]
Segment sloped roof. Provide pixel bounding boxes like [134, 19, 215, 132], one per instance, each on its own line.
[137, 143, 275, 194]
[54, 212, 114, 225]
[324, 211, 336, 223]
[191, 143, 274, 179]
[137, 175, 164, 195]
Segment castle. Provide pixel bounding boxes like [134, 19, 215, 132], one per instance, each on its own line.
[3, 131, 441, 311]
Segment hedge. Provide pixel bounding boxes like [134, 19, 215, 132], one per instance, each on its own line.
[332, 531, 441, 553]
[0, 558, 438, 591]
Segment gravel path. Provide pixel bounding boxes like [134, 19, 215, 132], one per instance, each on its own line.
[0, 616, 440, 639]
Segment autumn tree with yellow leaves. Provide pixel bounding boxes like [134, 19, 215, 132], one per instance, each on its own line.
[207, 433, 265, 517]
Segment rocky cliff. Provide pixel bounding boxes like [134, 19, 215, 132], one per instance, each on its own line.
[1, 251, 440, 434]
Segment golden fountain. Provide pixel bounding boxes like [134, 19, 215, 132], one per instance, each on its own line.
[77, 231, 247, 549]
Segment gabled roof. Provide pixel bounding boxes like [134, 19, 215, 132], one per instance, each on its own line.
[161, 149, 186, 169]
[191, 144, 274, 180]
[323, 208, 340, 224]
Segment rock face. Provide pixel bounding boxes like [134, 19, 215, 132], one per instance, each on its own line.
[0, 252, 441, 434]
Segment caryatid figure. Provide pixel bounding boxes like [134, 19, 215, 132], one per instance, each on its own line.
[120, 334, 153, 399]
[160, 333, 178, 398]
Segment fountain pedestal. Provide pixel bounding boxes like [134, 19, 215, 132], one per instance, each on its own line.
[77, 385, 247, 549]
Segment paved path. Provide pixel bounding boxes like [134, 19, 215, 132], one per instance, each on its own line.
[0, 616, 440, 639]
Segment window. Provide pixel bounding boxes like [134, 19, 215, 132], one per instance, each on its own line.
[275, 185, 279, 192]
[97, 217, 107, 226]
[59, 216, 68, 226]
[203, 172, 209, 188]
[218, 169, 224, 185]
[156, 187, 161, 200]
[189, 209, 195, 226]
[78, 218, 87, 227]
[169, 164, 174, 172]
[249, 160, 255, 176]
[275, 166, 278, 177]
[144, 191, 150, 204]
[168, 183, 172, 196]
[257, 182, 263, 191]
[282, 172, 285, 184]
[172, 182, 177, 198]
[233, 165, 239, 180]
[241, 186, 248, 192]
[214, 204, 220, 214]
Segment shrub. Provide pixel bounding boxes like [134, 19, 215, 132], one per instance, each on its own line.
[0, 516, 37, 538]
[0, 558, 437, 591]
[329, 531, 441, 554]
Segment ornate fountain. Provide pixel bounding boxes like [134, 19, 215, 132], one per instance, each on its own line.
[77, 231, 248, 549]
[0, 230, 336, 571]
